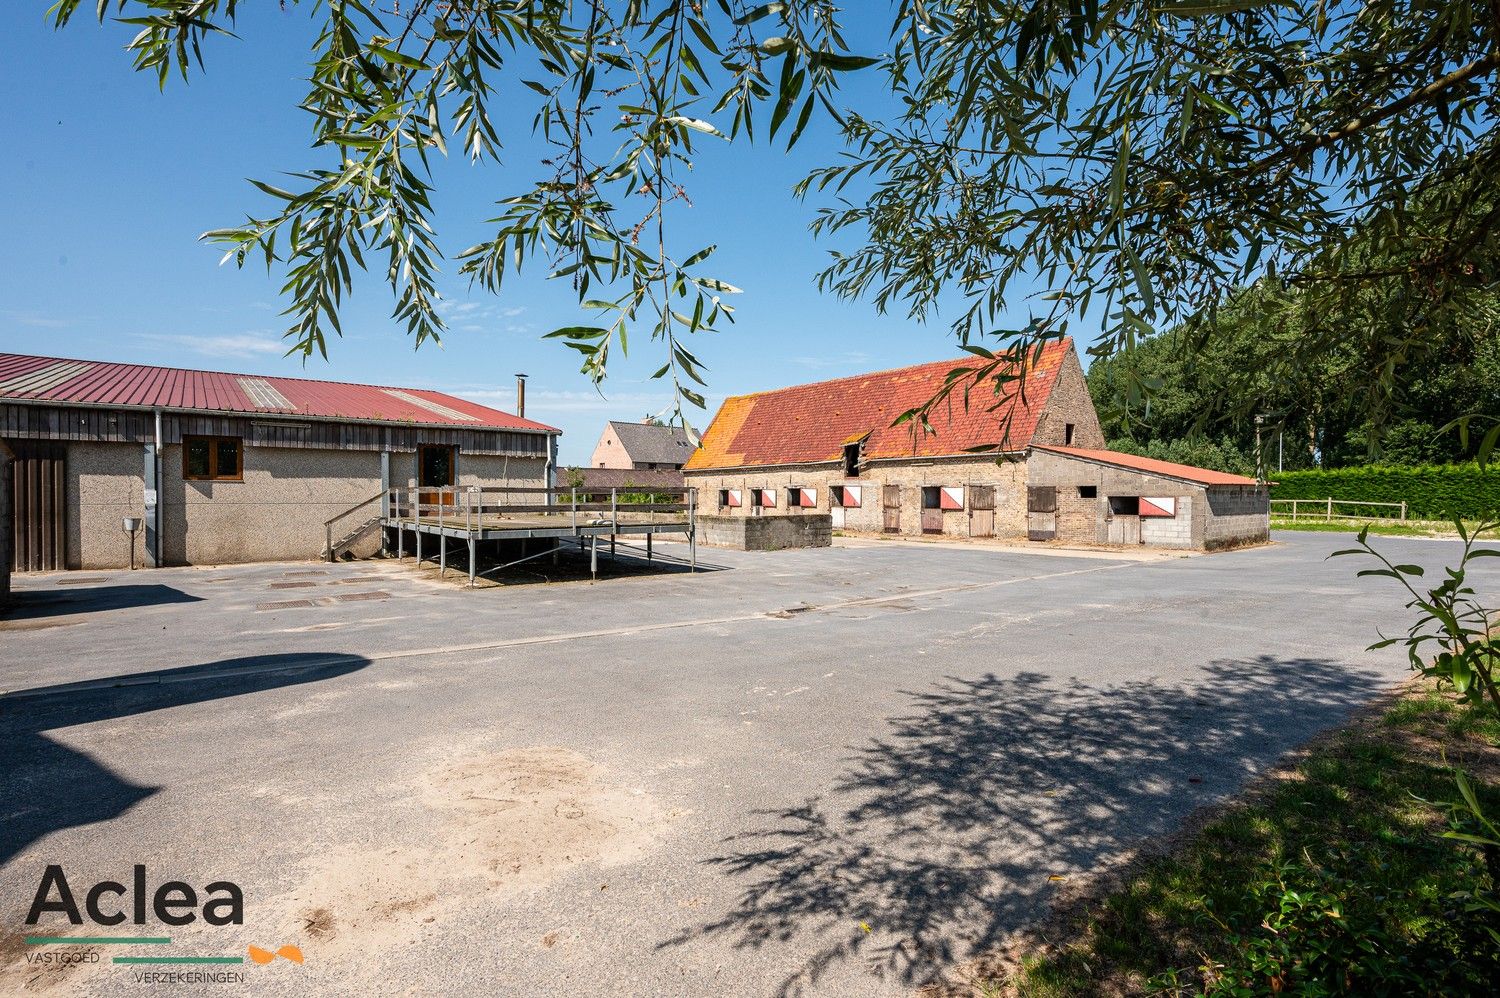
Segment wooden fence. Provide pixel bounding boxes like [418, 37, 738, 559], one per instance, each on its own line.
[1271, 498, 1407, 522]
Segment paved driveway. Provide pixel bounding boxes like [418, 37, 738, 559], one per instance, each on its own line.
[2, 532, 1493, 996]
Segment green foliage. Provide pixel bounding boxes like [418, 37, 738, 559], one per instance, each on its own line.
[1275, 466, 1500, 520]
[1086, 291, 1500, 470]
[54, 0, 873, 430]
[1102, 435, 1253, 477]
[804, 1, 1500, 444]
[1013, 694, 1500, 996]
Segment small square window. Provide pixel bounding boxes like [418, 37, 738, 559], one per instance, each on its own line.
[1064, 423, 1076, 445]
[1078, 485, 1097, 498]
[183, 436, 242, 481]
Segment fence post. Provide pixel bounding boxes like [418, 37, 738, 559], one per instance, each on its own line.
[1292, 499, 1298, 523]
[1326, 497, 1333, 522]
[1401, 501, 1407, 521]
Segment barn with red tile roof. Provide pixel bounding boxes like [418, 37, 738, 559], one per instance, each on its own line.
[684, 339, 1269, 550]
[684, 340, 1107, 541]
[1, 353, 559, 570]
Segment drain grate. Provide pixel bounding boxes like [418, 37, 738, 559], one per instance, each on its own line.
[269, 581, 317, 590]
[334, 591, 390, 602]
[57, 577, 109, 586]
[256, 599, 318, 611]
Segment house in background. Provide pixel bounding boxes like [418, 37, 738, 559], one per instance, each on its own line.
[1, 353, 559, 571]
[684, 339, 1269, 550]
[591, 420, 694, 471]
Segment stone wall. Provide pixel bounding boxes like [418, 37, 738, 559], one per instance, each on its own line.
[1030, 348, 1107, 450]
[696, 513, 831, 550]
[685, 455, 1029, 539]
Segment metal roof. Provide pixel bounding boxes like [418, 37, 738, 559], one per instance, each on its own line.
[1032, 445, 1263, 486]
[684, 340, 1074, 471]
[0, 353, 559, 434]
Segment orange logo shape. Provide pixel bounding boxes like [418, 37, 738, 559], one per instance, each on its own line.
[247, 944, 304, 965]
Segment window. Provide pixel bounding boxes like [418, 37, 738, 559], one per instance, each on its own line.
[751, 487, 777, 508]
[843, 442, 861, 477]
[922, 486, 941, 509]
[1064, 423, 1076, 445]
[1108, 495, 1140, 516]
[183, 435, 242, 481]
[789, 487, 817, 509]
[1078, 485, 1097, 498]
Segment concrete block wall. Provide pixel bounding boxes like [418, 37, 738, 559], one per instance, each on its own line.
[696, 513, 831, 550]
[686, 456, 1028, 539]
[1140, 496, 1195, 548]
[1204, 486, 1271, 549]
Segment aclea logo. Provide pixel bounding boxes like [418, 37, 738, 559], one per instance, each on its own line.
[26, 865, 244, 927]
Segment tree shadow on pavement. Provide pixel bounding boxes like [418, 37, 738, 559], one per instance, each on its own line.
[0, 653, 370, 866]
[1, 584, 202, 621]
[660, 656, 1387, 996]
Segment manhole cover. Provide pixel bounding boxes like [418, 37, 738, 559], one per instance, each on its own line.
[256, 599, 319, 611]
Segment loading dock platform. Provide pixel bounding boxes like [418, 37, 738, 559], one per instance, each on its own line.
[382, 486, 697, 585]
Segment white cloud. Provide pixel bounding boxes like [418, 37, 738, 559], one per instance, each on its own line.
[1, 309, 70, 329]
[789, 350, 873, 370]
[138, 331, 288, 359]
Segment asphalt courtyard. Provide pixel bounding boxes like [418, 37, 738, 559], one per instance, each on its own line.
[3, 531, 1496, 996]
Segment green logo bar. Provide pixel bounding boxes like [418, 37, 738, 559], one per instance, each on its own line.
[25, 937, 171, 945]
[113, 956, 244, 965]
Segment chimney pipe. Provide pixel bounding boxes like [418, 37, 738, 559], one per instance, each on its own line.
[515, 373, 527, 418]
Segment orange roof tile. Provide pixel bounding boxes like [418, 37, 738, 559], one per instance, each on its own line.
[686, 341, 1074, 471]
[1032, 445, 1262, 486]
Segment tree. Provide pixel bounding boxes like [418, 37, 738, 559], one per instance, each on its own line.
[805, 1, 1500, 446]
[52, 2, 1500, 444]
[52, 0, 873, 432]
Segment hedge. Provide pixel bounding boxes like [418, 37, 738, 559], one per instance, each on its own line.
[1271, 464, 1500, 520]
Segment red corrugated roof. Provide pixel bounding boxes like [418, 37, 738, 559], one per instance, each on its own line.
[0, 352, 558, 433]
[685, 340, 1075, 471]
[1032, 445, 1262, 486]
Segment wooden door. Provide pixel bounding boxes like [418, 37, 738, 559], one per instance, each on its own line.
[1107, 515, 1141, 544]
[10, 441, 66, 572]
[1026, 485, 1056, 541]
[969, 485, 995, 537]
[417, 444, 456, 508]
[830, 503, 845, 529]
[882, 485, 901, 533]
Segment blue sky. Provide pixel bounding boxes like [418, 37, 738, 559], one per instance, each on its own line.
[0, 5, 1067, 464]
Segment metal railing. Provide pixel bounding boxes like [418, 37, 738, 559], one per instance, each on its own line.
[382, 484, 698, 584]
[1271, 498, 1408, 522]
[323, 491, 385, 562]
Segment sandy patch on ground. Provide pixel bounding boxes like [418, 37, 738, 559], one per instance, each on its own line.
[269, 747, 672, 966]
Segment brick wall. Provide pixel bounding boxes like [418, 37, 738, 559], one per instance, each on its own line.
[589, 425, 632, 469]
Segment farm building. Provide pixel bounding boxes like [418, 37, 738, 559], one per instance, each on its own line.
[590, 419, 694, 472]
[1, 352, 559, 572]
[683, 339, 1270, 551]
[1026, 446, 1270, 550]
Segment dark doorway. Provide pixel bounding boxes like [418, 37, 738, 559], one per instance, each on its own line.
[9, 440, 66, 572]
[417, 443, 456, 507]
